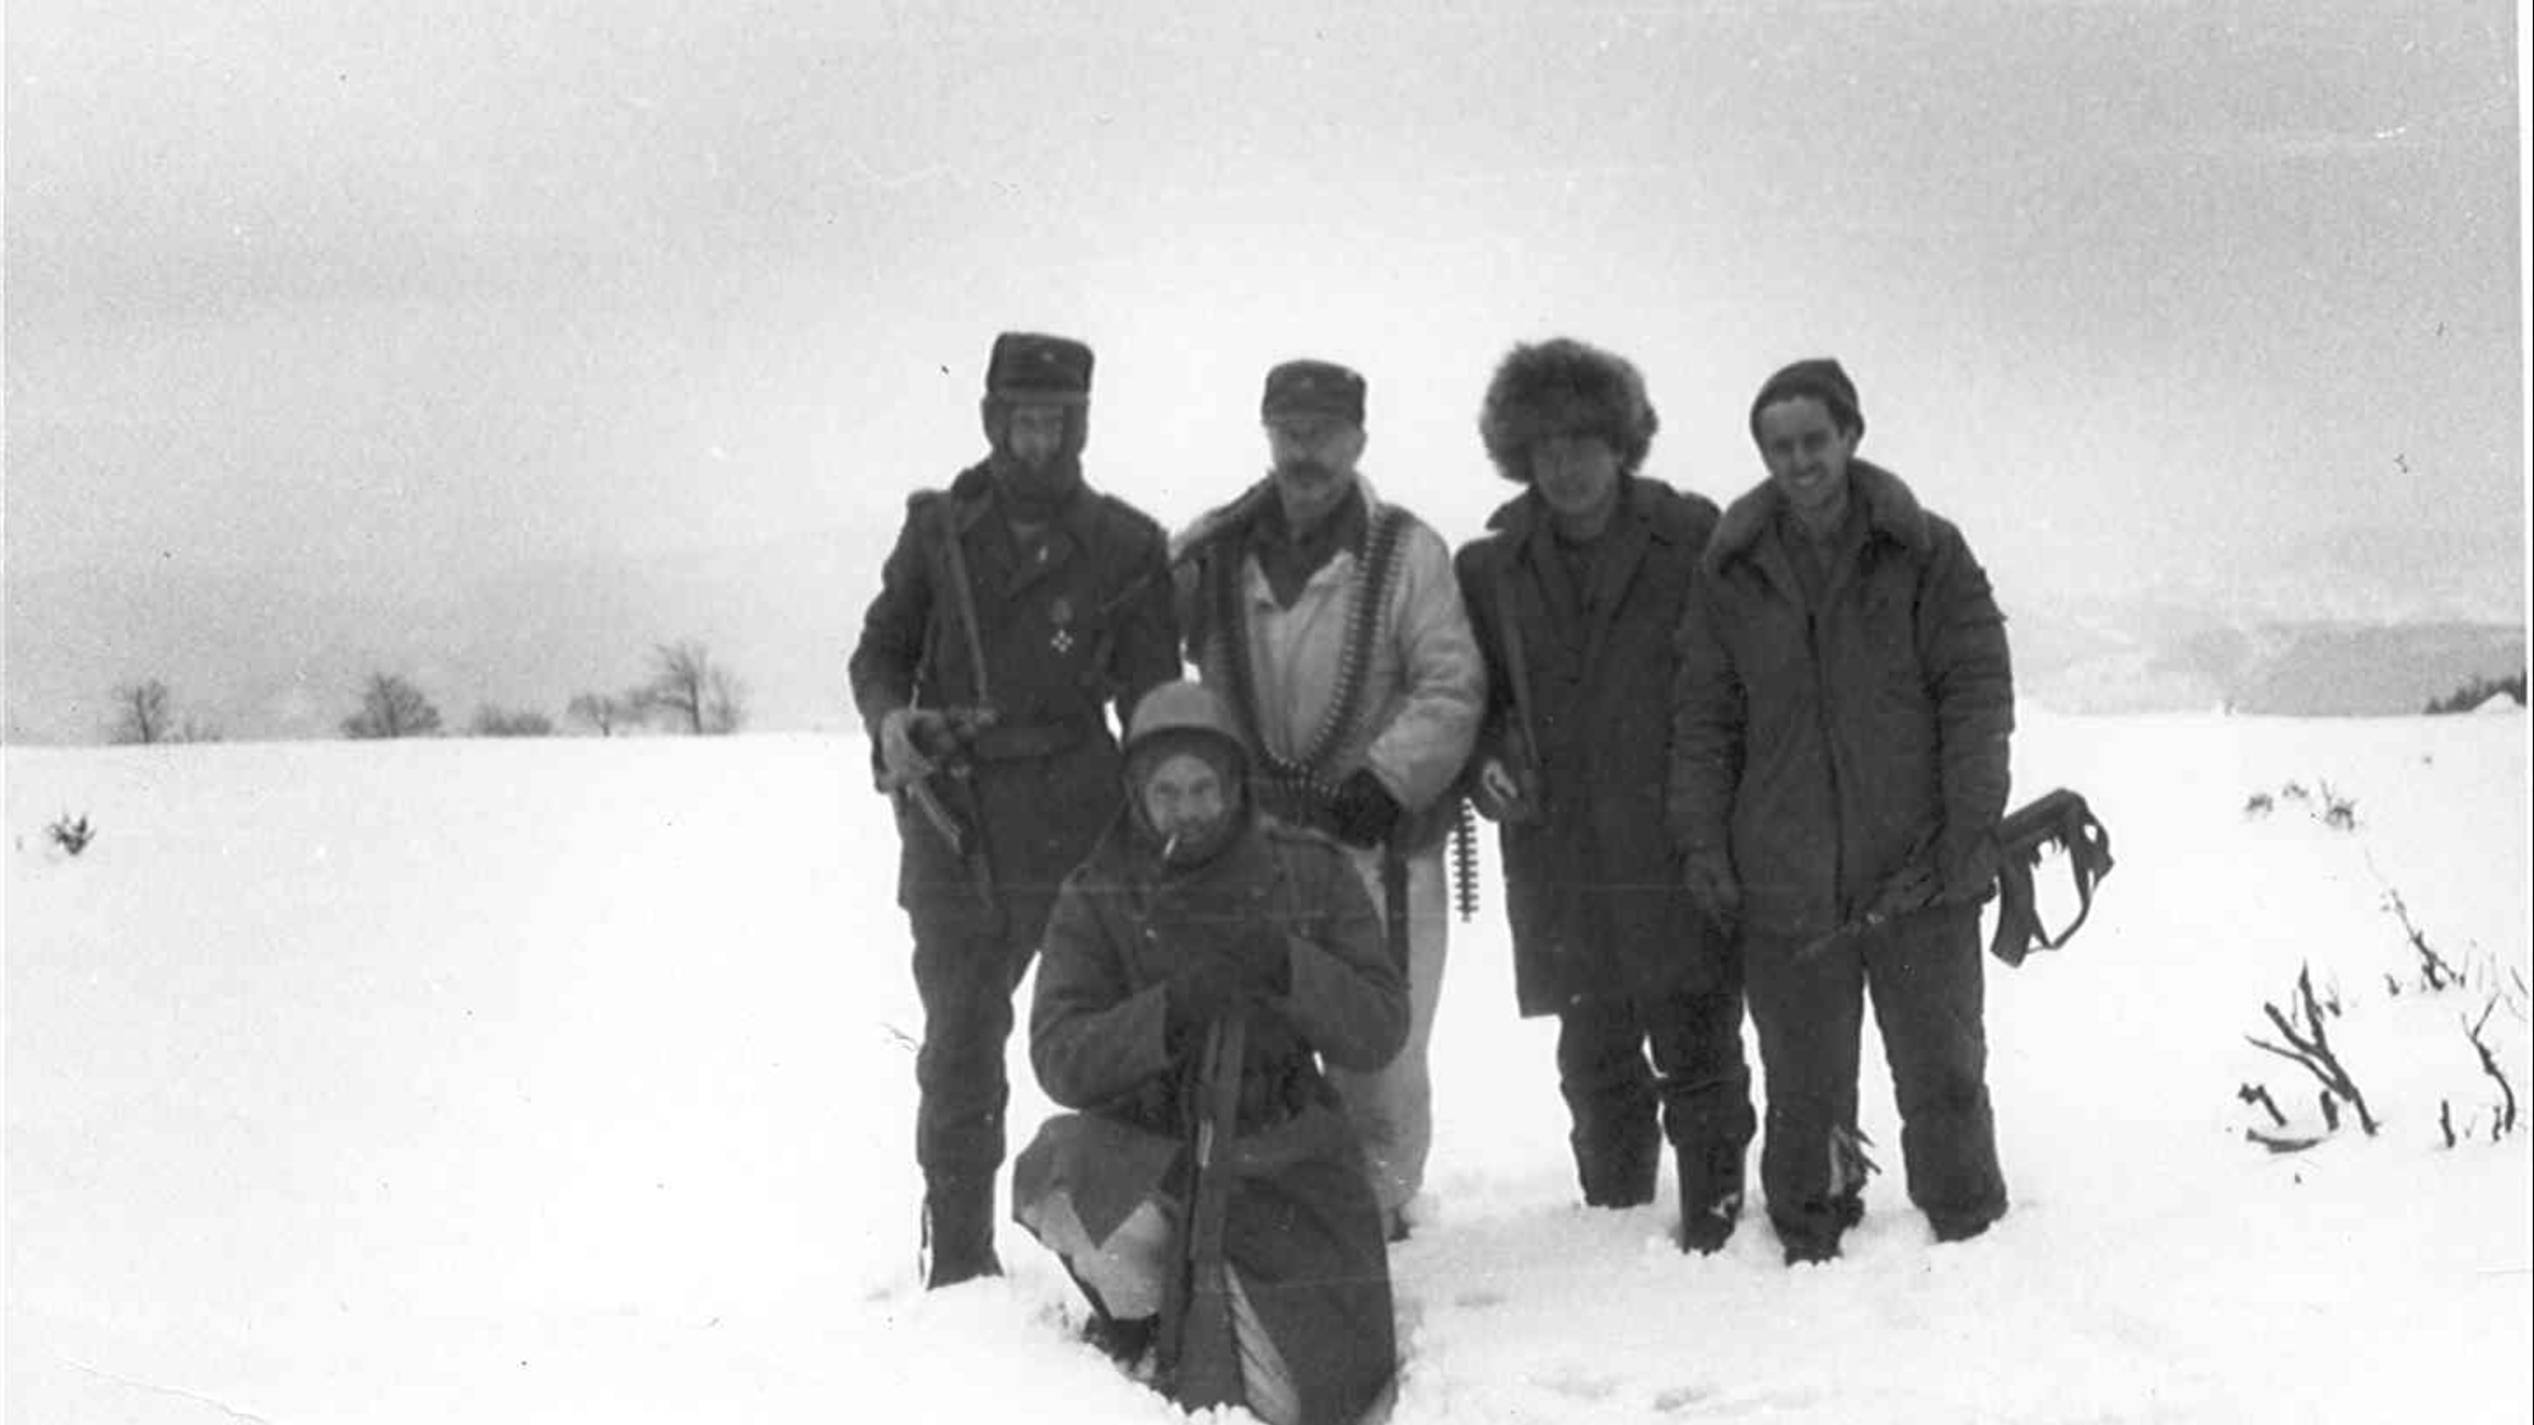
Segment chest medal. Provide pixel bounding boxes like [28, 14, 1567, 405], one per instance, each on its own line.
[1048, 596, 1076, 654]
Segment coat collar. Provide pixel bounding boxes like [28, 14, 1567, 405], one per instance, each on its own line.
[1704, 459, 1929, 575]
[945, 459, 1103, 549]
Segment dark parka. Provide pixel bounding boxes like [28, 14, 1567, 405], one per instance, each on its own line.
[1023, 815, 1408, 1425]
[1456, 477, 1726, 1017]
[849, 463, 1180, 924]
[1667, 461, 2014, 939]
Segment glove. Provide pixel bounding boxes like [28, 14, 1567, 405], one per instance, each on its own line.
[876, 707, 952, 789]
[1935, 828, 2001, 906]
[1682, 850, 1742, 937]
[1222, 922, 1293, 1002]
[1164, 950, 1243, 1035]
[1862, 860, 1940, 922]
[1469, 758, 1543, 825]
[1329, 769, 1403, 848]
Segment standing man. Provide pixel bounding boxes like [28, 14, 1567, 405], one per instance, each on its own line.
[1669, 357, 2015, 1265]
[850, 331, 1180, 1288]
[1455, 338, 1757, 1252]
[1174, 358, 1484, 1241]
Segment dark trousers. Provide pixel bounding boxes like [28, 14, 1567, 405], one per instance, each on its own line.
[1555, 979, 1757, 1209]
[906, 855, 1069, 1191]
[1744, 905, 2007, 1256]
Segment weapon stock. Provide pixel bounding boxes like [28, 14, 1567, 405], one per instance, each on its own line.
[1988, 788, 2115, 966]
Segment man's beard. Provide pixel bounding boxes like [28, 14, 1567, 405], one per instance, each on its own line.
[992, 447, 1083, 518]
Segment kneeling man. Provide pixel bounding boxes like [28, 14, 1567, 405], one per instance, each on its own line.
[1014, 679, 1407, 1425]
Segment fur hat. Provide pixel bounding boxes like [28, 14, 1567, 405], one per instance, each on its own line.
[1477, 338, 1659, 483]
[1747, 357, 1862, 441]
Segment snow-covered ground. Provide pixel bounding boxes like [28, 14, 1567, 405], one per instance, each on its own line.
[7, 710, 2529, 1424]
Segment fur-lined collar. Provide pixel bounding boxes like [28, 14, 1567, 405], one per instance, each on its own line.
[1482, 476, 1706, 548]
[1704, 459, 1929, 573]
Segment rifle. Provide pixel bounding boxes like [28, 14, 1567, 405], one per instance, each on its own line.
[1795, 788, 2115, 966]
[1485, 576, 1546, 825]
[1159, 1013, 1248, 1412]
[902, 494, 999, 903]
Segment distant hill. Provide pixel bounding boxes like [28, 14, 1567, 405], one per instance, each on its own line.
[7, 532, 2525, 742]
[2014, 597, 2526, 717]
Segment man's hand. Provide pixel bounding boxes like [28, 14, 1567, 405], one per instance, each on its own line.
[1682, 850, 1742, 938]
[1330, 769, 1403, 848]
[1469, 758, 1542, 825]
[1222, 922, 1293, 1002]
[876, 707, 956, 789]
[1164, 950, 1244, 1035]
[1935, 829, 2000, 906]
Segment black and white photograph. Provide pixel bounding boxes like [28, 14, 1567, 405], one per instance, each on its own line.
[6, 3, 2527, 1422]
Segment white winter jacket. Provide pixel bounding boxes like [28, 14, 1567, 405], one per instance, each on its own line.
[1175, 476, 1484, 832]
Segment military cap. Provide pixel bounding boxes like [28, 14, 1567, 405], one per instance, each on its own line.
[1260, 359, 1367, 425]
[985, 332, 1094, 404]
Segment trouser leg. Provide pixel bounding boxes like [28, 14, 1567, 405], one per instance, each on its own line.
[1647, 975, 1757, 1249]
[1554, 998, 1660, 1207]
[1743, 928, 1865, 1262]
[909, 905, 1028, 1287]
[1866, 906, 2008, 1240]
[1323, 848, 1448, 1221]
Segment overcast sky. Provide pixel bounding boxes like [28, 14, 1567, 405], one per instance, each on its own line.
[6, 0, 2527, 701]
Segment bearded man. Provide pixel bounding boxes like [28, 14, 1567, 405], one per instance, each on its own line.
[1015, 680, 1406, 1425]
[849, 331, 1180, 1288]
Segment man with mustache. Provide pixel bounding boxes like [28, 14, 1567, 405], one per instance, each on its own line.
[850, 331, 1180, 1288]
[1172, 358, 1484, 1242]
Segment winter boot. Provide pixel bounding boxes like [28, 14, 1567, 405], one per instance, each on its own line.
[1064, 1266, 1157, 1368]
[921, 1177, 1002, 1290]
[1675, 1138, 1746, 1255]
[1571, 1118, 1661, 1208]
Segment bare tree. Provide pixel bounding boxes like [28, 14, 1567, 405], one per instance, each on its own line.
[567, 691, 641, 737]
[109, 679, 176, 744]
[642, 641, 747, 735]
[469, 705, 555, 737]
[342, 673, 444, 739]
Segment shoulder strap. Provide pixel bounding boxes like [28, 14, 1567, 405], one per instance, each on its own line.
[930, 496, 993, 707]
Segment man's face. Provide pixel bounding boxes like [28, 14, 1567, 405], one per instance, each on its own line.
[1265, 416, 1366, 528]
[1754, 397, 1858, 527]
[1530, 433, 1623, 526]
[1004, 403, 1072, 470]
[1140, 751, 1232, 856]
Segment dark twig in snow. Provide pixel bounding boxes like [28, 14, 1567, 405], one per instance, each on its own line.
[2236, 1082, 2288, 1128]
[2245, 963, 2380, 1136]
[2462, 1000, 2519, 1140]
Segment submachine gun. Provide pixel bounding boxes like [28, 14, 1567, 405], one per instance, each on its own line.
[1799, 788, 2116, 966]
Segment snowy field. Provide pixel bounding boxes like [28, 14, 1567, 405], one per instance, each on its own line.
[7, 709, 2529, 1425]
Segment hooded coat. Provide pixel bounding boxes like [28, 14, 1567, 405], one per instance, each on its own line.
[1666, 460, 2014, 939]
[1456, 477, 1726, 1016]
[1021, 810, 1407, 1425]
